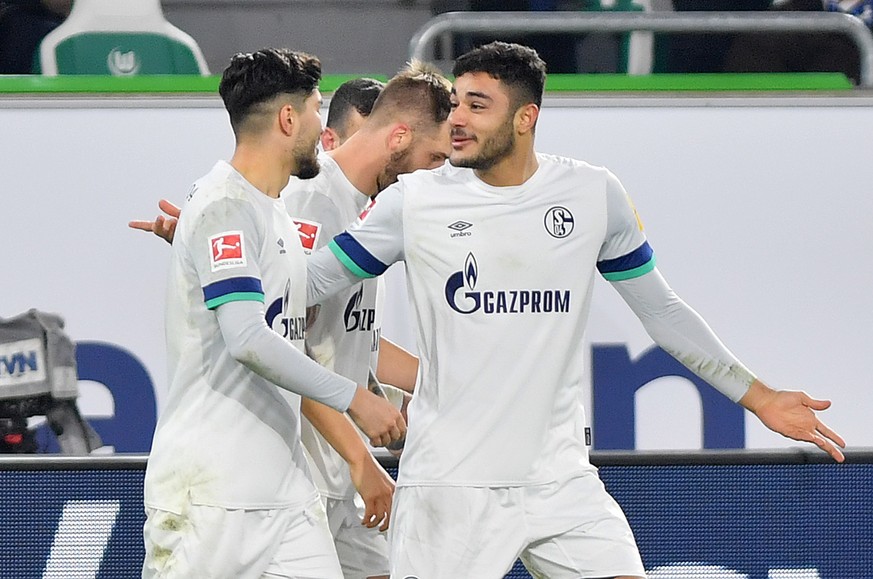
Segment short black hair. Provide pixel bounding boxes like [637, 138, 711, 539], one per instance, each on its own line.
[326, 77, 385, 136]
[452, 41, 546, 108]
[219, 48, 321, 134]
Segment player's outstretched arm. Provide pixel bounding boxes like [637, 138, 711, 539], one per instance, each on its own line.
[301, 398, 395, 530]
[610, 267, 846, 462]
[128, 199, 181, 244]
[739, 380, 846, 462]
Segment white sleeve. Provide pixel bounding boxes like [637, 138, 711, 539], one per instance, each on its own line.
[306, 247, 362, 306]
[307, 183, 405, 306]
[598, 171, 648, 264]
[596, 170, 657, 282]
[215, 299, 359, 411]
[610, 267, 756, 402]
[189, 196, 266, 292]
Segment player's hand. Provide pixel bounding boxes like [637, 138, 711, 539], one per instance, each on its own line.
[349, 454, 395, 531]
[347, 387, 406, 448]
[128, 199, 181, 245]
[387, 392, 412, 458]
[741, 381, 846, 462]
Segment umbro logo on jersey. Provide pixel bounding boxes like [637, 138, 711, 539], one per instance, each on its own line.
[544, 206, 574, 239]
[448, 220, 472, 238]
[277, 237, 286, 255]
[293, 219, 320, 254]
[209, 231, 246, 272]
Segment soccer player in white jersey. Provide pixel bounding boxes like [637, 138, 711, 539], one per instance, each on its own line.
[291, 67, 450, 579]
[141, 48, 405, 579]
[306, 42, 847, 579]
[132, 67, 452, 579]
[296, 76, 401, 579]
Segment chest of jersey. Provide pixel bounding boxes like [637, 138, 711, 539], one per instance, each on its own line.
[402, 171, 608, 316]
[262, 207, 308, 347]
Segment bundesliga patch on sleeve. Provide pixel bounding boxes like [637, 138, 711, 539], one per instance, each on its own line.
[293, 219, 321, 254]
[209, 231, 246, 271]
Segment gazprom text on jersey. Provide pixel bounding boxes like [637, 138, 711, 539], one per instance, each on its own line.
[468, 290, 571, 314]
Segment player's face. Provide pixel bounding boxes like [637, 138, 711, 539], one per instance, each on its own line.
[292, 89, 323, 180]
[376, 121, 451, 191]
[448, 72, 517, 171]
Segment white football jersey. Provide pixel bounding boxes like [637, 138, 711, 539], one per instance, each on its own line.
[145, 161, 316, 512]
[284, 153, 382, 499]
[326, 154, 653, 486]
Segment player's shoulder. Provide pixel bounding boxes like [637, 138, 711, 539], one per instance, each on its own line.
[187, 161, 255, 211]
[282, 169, 329, 206]
[284, 154, 354, 204]
[536, 152, 610, 177]
[536, 153, 618, 195]
[396, 160, 472, 188]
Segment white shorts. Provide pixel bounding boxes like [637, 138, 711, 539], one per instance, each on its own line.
[142, 497, 342, 579]
[323, 494, 390, 579]
[389, 473, 645, 579]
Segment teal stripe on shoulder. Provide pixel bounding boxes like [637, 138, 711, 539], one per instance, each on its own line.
[328, 239, 377, 279]
[205, 292, 265, 310]
[601, 256, 656, 282]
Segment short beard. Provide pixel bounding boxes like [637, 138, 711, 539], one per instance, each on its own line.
[451, 116, 515, 171]
[294, 149, 320, 180]
[376, 148, 410, 192]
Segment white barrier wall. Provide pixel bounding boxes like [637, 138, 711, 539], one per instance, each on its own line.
[2, 94, 870, 452]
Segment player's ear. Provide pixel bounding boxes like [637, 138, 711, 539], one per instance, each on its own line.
[514, 103, 539, 136]
[278, 103, 297, 136]
[387, 123, 412, 153]
[320, 127, 341, 151]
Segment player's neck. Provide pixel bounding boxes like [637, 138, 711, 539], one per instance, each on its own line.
[230, 144, 291, 199]
[327, 133, 382, 197]
[474, 144, 538, 188]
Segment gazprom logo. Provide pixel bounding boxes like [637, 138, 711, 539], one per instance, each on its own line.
[107, 48, 140, 76]
[0, 338, 46, 387]
[265, 280, 305, 341]
[444, 253, 571, 315]
[344, 285, 376, 332]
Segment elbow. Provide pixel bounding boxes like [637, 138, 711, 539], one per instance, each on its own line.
[226, 341, 261, 368]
